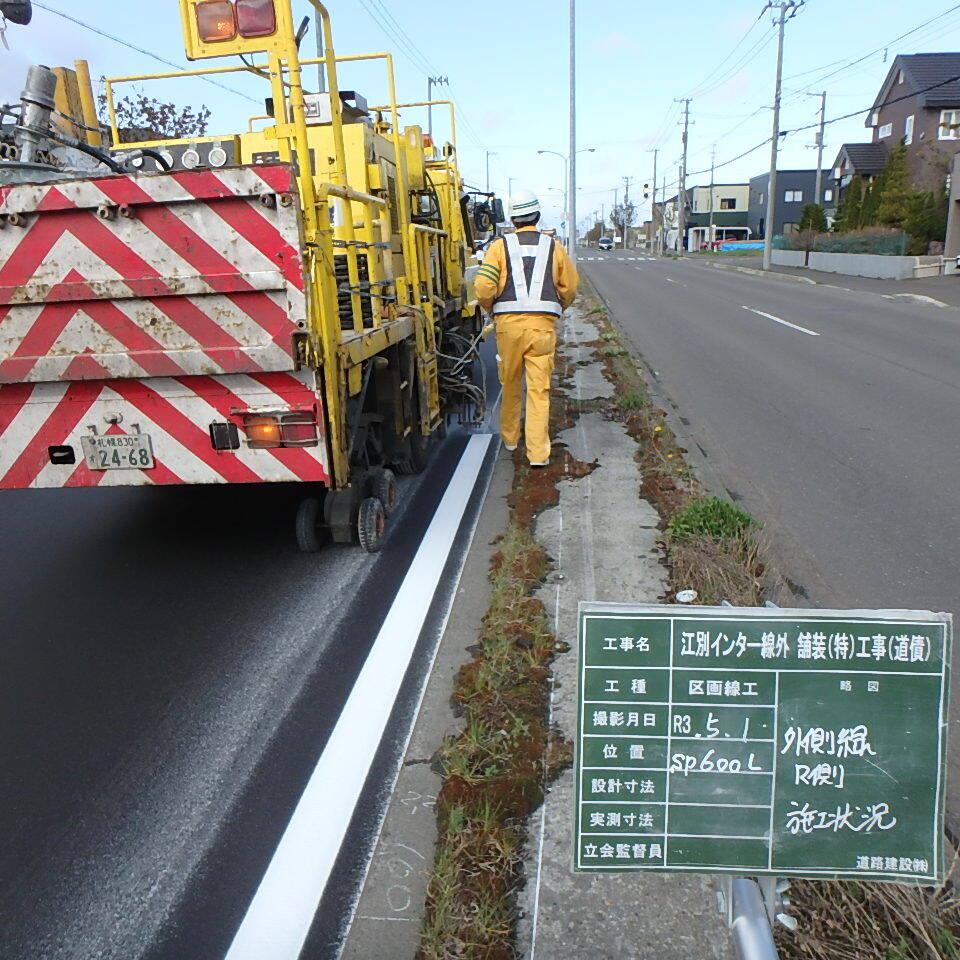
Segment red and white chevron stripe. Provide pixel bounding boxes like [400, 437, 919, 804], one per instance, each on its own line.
[0, 163, 308, 384]
[0, 370, 329, 489]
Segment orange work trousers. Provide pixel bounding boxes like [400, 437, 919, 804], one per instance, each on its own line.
[495, 315, 557, 464]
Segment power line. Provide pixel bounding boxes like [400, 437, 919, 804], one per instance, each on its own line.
[685, 10, 768, 98]
[782, 3, 960, 88]
[688, 25, 779, 101]
[31, 1, 259, 104]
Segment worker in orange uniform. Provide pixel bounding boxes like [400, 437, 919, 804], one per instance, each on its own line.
[475, 189, 579, 466]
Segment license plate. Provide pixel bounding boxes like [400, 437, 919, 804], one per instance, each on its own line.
[81, 433, 155, 470]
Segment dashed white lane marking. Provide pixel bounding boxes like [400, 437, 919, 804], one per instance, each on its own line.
[742, 305, 819, 337]
[665, 278, 676, 283]
[223, 433, 496, 960]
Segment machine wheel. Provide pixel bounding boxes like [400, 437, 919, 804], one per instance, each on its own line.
[295, 496, 324, 553]
[372, 467, 398, 516]
[358, 496, 386, 553]
[396, 428, 430, 475]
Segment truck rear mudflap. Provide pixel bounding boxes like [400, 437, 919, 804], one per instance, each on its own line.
[0, 370, 330, 489]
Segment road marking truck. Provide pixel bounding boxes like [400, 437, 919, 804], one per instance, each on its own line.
[0, 0, 488, 551]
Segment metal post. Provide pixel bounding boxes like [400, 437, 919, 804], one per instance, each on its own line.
[650, 147, 658, 255]
[708, 144, 716, 249]
[762, 2, 802, 271]
[729, 878, 781, 960]
[314, 18, 325, 92]
[485, 150, 495, 193]
[621, 175, 634, 248]
[677, 97, 691, 255]
[568, 0, 577, 262]
[427, 75, 447, 140]
[813, 90, 826, 207]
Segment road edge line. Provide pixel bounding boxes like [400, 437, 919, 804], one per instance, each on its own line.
[223, 433, 495, 960]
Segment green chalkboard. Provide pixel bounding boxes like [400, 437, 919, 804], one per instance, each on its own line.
[574, 603, 952, 882]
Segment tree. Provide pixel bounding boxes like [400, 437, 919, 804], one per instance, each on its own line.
[97, 88, 211, 143]
[798, 203, 827, 232]
[875, 144, 912, 228]
[903, 189, 948, 254]
[609, 200, 637, 248]
[834, 175, 866, 232]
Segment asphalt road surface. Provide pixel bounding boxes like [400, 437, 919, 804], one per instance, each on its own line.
[583, 251, 960, 617]
[0, 359, 497, 959]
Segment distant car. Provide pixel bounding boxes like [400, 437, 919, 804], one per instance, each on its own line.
[598, 237, 614, 250]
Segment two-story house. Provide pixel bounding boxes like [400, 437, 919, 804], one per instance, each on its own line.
[684, 183, 750, 249]
[748, 170, 834, 238]
[834, 52, 960, 198]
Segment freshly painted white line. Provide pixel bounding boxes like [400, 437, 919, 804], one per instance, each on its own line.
[224, 433, 495, 960]
[742, 305, 819, 337]
[665, 278, 676, 283]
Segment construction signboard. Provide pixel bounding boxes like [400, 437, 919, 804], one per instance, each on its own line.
[574, 603, 951, 882]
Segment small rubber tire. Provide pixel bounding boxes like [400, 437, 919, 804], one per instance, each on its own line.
[295, 496, 324, 553]
[372, 467, 399, 517]
[358, 496, 386, 553]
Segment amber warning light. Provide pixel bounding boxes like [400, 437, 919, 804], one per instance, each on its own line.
[196, 0, 276, 43]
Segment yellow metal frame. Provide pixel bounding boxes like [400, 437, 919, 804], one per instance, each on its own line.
[101, 1, 456, 487]
[368, 99, 458, 154]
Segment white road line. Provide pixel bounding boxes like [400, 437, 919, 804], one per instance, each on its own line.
[742, 305, 819, 337]
[223, 434, 495, 960]
[665, 278, 676, 283]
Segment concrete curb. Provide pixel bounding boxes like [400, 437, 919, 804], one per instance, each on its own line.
[691, 258, 959, 309]
[695, 258, 816, 285]
[881, 292, 951, 308]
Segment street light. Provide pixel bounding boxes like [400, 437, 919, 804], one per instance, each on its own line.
[537, 147, 595, 248]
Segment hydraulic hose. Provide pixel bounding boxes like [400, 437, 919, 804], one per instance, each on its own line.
[47, 130, 125, 173]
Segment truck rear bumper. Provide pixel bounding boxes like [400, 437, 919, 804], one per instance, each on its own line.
[0, 371, 330, 489]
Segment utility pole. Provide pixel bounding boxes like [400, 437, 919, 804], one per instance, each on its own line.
[708, 144, 716, 248]
[762, 1, 804, 271]
[621, 176, 635, 248]
[427, 75, 448, 140]
[485, 150, 496, 193]
[676, 97, 691, 255]
[649, 147, 658, 255]
[569, 0, 577, 260]
[808, 89, 827, 207]
[314, 19, 325, 93]
[661, 175, 666, 254]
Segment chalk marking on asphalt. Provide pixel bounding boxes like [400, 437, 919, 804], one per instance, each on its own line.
[224, 433, 496, 960]
[742, 305, 819, 337]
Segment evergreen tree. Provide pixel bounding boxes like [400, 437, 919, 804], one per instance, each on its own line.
[834, 175, 865, 231]
[875, 144, 912, 227]
[798, 203, 827, 232]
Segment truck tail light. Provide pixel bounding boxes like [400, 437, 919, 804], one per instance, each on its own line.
[242, 410, 318, 448]
[236, 0, 277, 38]
[196, 0, 237, 42]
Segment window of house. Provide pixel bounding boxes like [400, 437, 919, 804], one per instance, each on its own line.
[904, 115, 914, 146]
[759, 192, 764, 205]
[898, 69, 905, 84]
[870, 111, 880, 126]
[782, 222, 799, 235]
[823, 188, 833, 202]
[834, 165, 843, 178]
[878, 122, 893, 139]
[719, 197, 736, 210]
[784, 189, 803, 203]
[939, 109, 960, 140]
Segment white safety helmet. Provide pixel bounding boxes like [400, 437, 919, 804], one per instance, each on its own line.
[509, 188, 541, 220]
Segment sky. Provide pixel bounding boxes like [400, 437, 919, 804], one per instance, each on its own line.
[4, 0, 960, 233]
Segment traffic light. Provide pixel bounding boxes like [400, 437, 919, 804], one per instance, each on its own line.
[643, 183, 650, 199]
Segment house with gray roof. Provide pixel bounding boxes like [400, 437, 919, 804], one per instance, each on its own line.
[833, 52, 960, 200]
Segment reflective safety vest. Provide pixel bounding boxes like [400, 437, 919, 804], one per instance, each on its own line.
[491, 231, 562, 317]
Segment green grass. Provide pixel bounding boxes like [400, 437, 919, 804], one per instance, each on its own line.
[667, 496, 757, 543]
